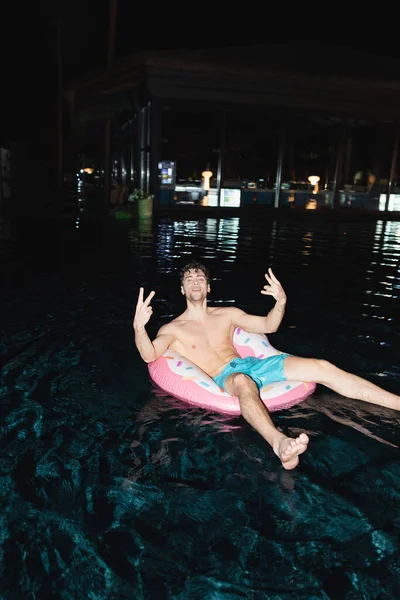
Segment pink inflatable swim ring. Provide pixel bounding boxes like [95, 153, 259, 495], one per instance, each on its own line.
[148, 328, 316, 415]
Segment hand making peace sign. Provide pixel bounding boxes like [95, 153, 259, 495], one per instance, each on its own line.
[133, 287, 155, 329]
[260, 269, 287, 305]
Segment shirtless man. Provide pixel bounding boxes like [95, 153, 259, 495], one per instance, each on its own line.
[134, 261, 399, 470]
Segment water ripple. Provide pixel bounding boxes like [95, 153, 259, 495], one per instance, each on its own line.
[0, 215, 399, 598]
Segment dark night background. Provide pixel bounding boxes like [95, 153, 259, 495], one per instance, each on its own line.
[2, 6, 400, 598]
[2, 2, 400, 148]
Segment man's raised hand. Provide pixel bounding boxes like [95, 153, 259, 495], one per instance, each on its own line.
[133, 287, 155, 329]
[260, 269, 287, 305]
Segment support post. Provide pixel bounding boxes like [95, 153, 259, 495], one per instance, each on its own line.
[332, 119, 347, 209]
[56, 15, 63, 190]
[274, 118, 286, 208]
[104, 0, 118, 211]
[150, 98, 161, 202]
[217, 110, 226, 207]
[385, 124, 400, 211]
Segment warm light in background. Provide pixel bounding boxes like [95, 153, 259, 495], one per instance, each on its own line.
[367, 171, 376, 190]
[308, 175, 320, 194]
[83, 168, 95, 174]
[201, 170, 213, 191]
[305, 199, 317, 210]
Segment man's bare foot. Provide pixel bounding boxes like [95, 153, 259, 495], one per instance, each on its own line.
[273, 433, 309, 470]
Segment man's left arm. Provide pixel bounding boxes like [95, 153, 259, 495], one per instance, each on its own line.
[232, 269, 287, 334]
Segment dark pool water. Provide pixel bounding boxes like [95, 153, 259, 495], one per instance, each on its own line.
[1, 212, 400, 599]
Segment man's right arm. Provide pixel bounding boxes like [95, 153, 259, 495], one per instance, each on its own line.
[134, 324, 175, 363]
[133, 287, 175, 363]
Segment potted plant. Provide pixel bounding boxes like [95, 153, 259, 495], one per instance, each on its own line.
[128, 188, 154, 218]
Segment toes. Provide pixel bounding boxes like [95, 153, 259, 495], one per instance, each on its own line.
[278, 434, 309, 469]
[282, 440, 295, 457]
[283, 439, 301, 455]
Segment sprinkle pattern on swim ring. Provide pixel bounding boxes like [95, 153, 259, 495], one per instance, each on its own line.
[148, 328, 315, 415]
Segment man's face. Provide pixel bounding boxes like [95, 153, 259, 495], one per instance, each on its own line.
[181, 269, 210, 300]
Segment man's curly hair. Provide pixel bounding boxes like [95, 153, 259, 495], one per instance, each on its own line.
[180, 261, 211, 285]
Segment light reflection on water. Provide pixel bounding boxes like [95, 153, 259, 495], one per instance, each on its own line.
[142, 216, 399, 333]
[130, 212, 400, 453]
[131, 215, 400, 394]
[1, 214, 400, 598]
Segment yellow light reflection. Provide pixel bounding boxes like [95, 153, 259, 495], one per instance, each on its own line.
[305, 199, 317, 210]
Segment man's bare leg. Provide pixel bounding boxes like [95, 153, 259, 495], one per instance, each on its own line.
[283, 357, 400, 411]
[224, 373, 309, 470]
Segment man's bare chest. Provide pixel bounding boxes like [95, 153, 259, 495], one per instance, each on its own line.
[176, 318, 232, 348]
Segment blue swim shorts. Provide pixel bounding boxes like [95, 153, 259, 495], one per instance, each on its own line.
[213, 354, 290, 391]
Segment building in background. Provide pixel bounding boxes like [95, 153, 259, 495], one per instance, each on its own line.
[64, 44, 400, 212]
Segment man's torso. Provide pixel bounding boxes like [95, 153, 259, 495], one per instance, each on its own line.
[168, 307, 239, 377]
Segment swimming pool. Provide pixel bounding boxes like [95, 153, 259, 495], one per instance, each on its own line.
[1, 213, 399, 598]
